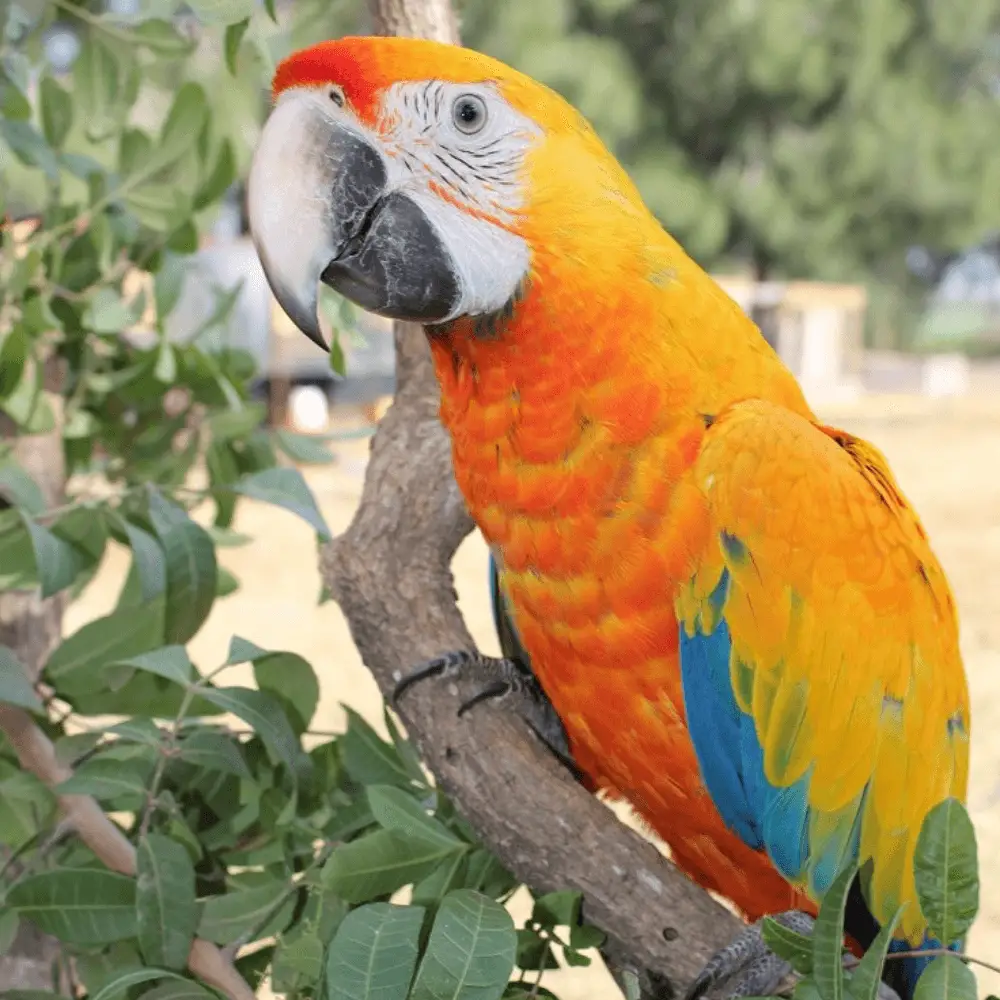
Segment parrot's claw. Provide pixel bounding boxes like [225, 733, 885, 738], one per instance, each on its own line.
[685, 911, 812, 999]
[685, 911, 902, 1000]
[392, 650, 579, 777]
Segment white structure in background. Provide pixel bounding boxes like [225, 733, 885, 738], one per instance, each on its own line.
[288, 385, 331, 432]
[716, 277, 867, 407]
[920, 353, 971, 398]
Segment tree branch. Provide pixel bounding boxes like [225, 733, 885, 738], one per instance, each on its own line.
[0, 705, 255, 1000]
[321, 9, 745, 977]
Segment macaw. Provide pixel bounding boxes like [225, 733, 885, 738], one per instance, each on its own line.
[246, 36, 971, 999]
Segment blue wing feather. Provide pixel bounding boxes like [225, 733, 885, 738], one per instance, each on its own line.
[679, 568, 812, 879]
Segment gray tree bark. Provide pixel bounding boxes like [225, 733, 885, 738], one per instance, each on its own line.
[0, 360, 70, 993]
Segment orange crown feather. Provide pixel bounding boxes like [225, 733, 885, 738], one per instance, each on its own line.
[271, 36, 591, 136]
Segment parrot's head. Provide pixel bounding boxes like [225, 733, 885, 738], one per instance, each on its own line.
[248, 35, 649, 348]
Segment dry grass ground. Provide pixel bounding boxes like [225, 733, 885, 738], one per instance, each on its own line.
[66, 391, 1000, 998]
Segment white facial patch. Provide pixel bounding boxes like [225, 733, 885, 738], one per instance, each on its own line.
[375, 80, 541, 321]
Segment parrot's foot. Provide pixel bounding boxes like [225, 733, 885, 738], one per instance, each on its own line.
[392, 650, 578, 777]
[684, 910, 813, 999]
[685, 911, 902, 1000]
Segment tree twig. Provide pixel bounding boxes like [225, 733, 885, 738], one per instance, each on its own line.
[0, 704, 256, 1000]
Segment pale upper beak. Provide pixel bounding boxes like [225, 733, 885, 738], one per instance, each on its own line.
[247, 89, 463, 350]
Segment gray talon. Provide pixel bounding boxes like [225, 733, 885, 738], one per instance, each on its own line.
[393, 649, 578, 776]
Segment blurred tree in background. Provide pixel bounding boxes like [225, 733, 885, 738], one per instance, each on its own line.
[456, 0, 1000, 285]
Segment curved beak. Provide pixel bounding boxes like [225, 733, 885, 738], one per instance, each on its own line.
[247, 90, 463, 350]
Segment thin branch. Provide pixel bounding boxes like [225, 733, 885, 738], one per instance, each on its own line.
[885, 949, 1000, 977]
[0, 704, 255, 1000]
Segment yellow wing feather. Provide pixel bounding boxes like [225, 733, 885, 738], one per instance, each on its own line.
[689, 398, 969, 942]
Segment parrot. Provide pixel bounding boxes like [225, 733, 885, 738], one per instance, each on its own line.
[246, 36, 971, 999]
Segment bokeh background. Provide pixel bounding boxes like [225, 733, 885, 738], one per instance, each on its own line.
[6, 0, 1000, 995]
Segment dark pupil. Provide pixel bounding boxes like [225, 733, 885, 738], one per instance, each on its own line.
[458, 101, 479, 124]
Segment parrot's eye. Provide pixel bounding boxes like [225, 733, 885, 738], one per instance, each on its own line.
[452, 94, 487, 135]
[327, 85, 345, 108]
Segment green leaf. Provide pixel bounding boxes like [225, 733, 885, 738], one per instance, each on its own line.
[226, 634, 268, 664]
[224, 19, 249, 75]
[140, 982, 217, 1000]
[912, 955, 977, 1000]
[845, 906, 903, 1000]
[0, 119, 58, 181]
[197, 879, 293, 945]
[0, 326, 28, 399]
[0, 908, 19, 954]
[0, 513, 36, 589]
[208, 526, 253, 548]
[762, 916, 814, 975]
[57, 757, 151, 806]
[89, 969, 199, 1000]
[154, 255, 187, 319]
[812, 863, 855, 1000]
[21, 513, 85, 598]
[409, 890, 516, 1000]
[568, 923, 605, 951]
[226, 635, 271, 667]
[0, 357, 55, 434]
[132, 20, 194, 56]
[39, 76, 73, 149]
[533, 890, 582, 929]
[159, 83, 209, 166]
[0, 73, 30, 120]
[196, 687, 300, 772]
[384, 708, 429, 787]
[108, 718, 164, 747]
[341, 707, 414, 788]
[137, 834, 198, 970]
[412, 852, 469, 910]
[323, 830, 458, 903]
[176, 730, 250, 778]
[72, 36, 119, 141]
[45, 600, 164, 698]
[85, 287, 133, 333]
[184, 0, 255, 23]
[0, 761, 56, 849]
[367, 785, 464, 851]
[914, 798, 979, 945]
[326, 903, 424, 1000]
[148, 492, 218, 645]
[63, 407, 98, 440]
[271, 930, 324, 994]
[106, 646, 194, 690]
[0, 645, 42, 712]
[194, 140, 235, 211]
[330, 334, 347, 377]
[7, 869, 137, 945]
[253, 651, 319, 734]
[116, 517, 167, 602]
[208, 404, 265, 442]
[230, 468, 332, 541]
[166, 223, 197, 256]
[275, 430, 335, 465]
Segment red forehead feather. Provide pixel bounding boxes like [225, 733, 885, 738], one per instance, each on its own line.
[272, 36, 513, 125]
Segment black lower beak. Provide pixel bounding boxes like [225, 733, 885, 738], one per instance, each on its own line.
[321, 190, 461, 323]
